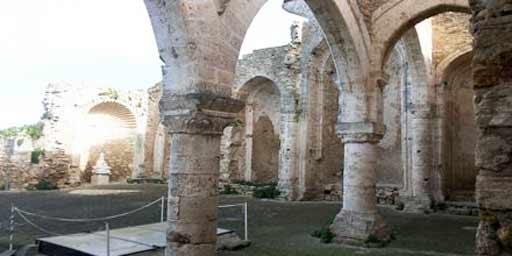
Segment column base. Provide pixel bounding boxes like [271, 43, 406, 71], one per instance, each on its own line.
[401, 196, 433, 214]
[277, 180, 298, 201]
[330, 210, 392, 246]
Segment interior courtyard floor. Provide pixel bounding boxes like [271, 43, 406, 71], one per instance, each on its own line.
[0, 184, 478, 256]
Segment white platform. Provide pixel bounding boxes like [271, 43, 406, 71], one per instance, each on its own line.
[37, 222, 232, 256]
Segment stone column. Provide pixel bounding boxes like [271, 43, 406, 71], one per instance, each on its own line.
[132, 133, 145, 179]
[330, 122, 392, 244]
[470, 1, 512, 255]
[278, 112, 300, 200]
[162, 95, 243, 256]
[243, 104, 254, 181]
[404, 109, 433, 213]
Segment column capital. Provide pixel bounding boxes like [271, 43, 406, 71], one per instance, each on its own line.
[336, 121, 386, 144]
[161, 93, 244, 135]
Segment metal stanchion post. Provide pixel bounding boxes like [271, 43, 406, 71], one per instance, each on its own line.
[244, 202, 248, 241]
[160, 196, 165, 223]
[9, 205, 14, 251]
[106, 222, 110, 256]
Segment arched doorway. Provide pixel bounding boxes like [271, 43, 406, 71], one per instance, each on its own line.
[79, 101, 139, 182]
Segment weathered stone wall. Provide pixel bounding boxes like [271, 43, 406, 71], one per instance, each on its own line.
[432, 12, 472, 66]
[471, 1, 512, 254]
[219, 126, 243, 183]
[85, 138, 135, 182]
[143, 83, 163, 178]
[0, 137, 79, 190]
[41, 82, 148, 181]
[378, 46, 406, 187]
[442, 57, 477, 201]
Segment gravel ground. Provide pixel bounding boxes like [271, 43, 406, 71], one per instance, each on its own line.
[0, 184, 478, 256]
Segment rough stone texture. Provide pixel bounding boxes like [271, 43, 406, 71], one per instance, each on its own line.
[219, 126, 243, 184]
[143, 83, 164, 178]
[432, 12, 473, 67]
[470, 0, 512, 254]
[41, 82, 148, 181]
[440, 53, 478, 201]
[252, 115, 280, 182]
[84, 138, 135, 182]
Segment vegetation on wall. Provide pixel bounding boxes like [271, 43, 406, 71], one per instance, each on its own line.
[31, 148, 45, 164]
[232, 180, 281, 199]
[98, 88, 120, 100]
[0, 122, 44, 140]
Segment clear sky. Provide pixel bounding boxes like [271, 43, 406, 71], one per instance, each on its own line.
[0, 0, 303, 129]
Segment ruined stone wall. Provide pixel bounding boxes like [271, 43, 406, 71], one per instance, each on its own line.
[143, 83, 163, 178]
[41, 82, 148, 181]
[0, 136, 79, 190]
[432, 12, 472, 67]
[471, 1, 512, 254]
[219, 126, 243, 183]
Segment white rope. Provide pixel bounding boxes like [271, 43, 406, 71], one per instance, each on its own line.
[218, 203, 246, 209]
[16, 210, 62, 236]
[16, 210, 159, 248]
[14, 197, 163, 223]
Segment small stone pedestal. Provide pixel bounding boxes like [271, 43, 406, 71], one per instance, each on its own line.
[91, 153, 111, 186]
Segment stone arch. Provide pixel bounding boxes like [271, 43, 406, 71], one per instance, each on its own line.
[436, 46, 473, 85]
[294, 0, 371, 122]
[372, 0, 471, 72]
[234, 75, 283, 104]
[75, 100, 143, 182]
[235, 76, 281, 183]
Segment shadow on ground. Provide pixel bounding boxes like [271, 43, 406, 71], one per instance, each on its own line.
[0, 184, 478, 256]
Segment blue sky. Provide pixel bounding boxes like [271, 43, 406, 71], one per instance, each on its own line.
[0, 0, 303, 129]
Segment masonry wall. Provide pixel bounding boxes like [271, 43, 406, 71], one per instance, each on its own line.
[85, 137, 136, 182]
[443, 62, 477, 201]
[378, 47, 405, 187]
[432, 12, 472, 66]
[143, 83, 163, 178]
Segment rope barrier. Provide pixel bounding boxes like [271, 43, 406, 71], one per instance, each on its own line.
[14, 197, 163, 223]
[7, 195, 249, 254]
[16, 209, 160, 249]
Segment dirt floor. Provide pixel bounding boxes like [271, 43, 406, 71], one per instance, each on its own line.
[0, 184, 478, 256]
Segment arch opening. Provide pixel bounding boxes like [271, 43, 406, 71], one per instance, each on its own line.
[78, 102, 139, 182]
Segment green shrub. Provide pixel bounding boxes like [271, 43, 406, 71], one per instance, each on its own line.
[311, 227, 335, 243]
[253, 183, 280, 199]
[31, 148, 45, 164]
[35, 179, 58, 190]
[221, 184, 239, 195]
[0, 123, 44, 140]
[98, 88, 119, 100]
[16, 139, 24, 146]
[25, 123, 44, 140]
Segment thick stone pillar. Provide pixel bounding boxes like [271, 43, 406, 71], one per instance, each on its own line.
[403, 110, 434, 213]
[162, 95, 243, 256]
[278, 112, 300, 200]
[470, 1, 512, 255]
[330, 122, 392, 244]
